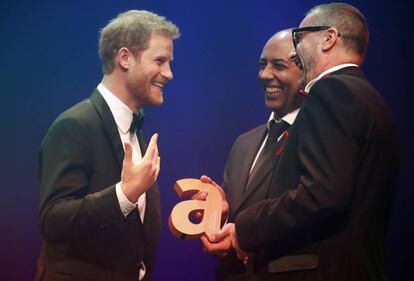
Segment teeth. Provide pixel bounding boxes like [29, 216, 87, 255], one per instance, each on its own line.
[152, 82, 164, 88]
[266, 87, 281, 93]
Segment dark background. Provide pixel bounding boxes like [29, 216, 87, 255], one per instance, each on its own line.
[0, 0, 411, 280]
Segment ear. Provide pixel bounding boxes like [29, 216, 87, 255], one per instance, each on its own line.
[321, 28, 340, 52]
[116, 47, 132, 71]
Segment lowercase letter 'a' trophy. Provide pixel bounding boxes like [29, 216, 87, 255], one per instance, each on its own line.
[169, 178, 223, 239]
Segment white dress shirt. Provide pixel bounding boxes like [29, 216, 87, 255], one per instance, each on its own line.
[97, 83, 146, 222]
[97, 83, 147, 280]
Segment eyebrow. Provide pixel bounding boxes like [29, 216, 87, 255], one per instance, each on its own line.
[155, 55, 174, 62]
[259, 58, 288, 63]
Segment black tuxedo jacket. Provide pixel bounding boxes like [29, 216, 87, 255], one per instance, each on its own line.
[221, 67, 399, 281]
[35, 90, 161, 281]
[217, 121, 292, 280]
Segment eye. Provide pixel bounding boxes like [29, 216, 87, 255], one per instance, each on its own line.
[154, 58, 166, 65]
[296, 32, 306, 43]
[272, 62, 287, 70]
[258, 61, 267, 69]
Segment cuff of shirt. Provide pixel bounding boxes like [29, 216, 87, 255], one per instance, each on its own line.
[116, 182, 137, 217]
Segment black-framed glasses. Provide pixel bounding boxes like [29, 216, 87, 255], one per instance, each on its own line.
[292, 25, 332, 49]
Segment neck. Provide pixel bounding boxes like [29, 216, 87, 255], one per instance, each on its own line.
[273, 105, 301, 120]
[317, 51, 362, 76]
[273, 111, 284, 120]
[101, 73, 141, 112]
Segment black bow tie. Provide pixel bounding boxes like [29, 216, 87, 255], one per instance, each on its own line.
[129, 109, 145, 135]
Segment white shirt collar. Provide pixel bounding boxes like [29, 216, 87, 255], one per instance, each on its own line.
[267, 108, 300, 130]
[304, 63, 358, 93]
[97, 83, 134, 134]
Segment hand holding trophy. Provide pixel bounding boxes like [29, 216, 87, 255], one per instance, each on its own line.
[169, 176, 247, 263]
[168, 177, 225, 239]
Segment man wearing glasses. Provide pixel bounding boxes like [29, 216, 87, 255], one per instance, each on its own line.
[203, 3, 398, 281]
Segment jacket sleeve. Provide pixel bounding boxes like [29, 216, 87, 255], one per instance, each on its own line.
[38, 116, 125, 244]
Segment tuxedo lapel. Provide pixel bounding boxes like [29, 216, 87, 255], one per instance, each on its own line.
[90, 90, 124, 167]
[244, 143, 280, 191]
[231, 125, 268, 216]
[234, 128, 289, 215]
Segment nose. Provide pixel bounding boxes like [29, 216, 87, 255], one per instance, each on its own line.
[161, 62, 173, 81]
[288, 48, 302, 70]
[258, 64, 273, 80]
[288, 48, 297, 62]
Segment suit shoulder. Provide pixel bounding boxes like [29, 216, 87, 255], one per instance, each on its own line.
[312, 75, 353, 97]
[42, 98, 99, 141]
[49, 97, 101, 130]
[58, 98, 97, 122]
[233, 124, 266, 145]
[309, 75, 371, 119]
[312, 71, 390, 116]
[312, 69, 378, 100]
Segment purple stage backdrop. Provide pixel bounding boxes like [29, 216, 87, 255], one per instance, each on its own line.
[0, 0, 411, 280]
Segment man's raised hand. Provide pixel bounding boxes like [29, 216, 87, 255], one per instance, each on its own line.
[121, 133, 160, 202]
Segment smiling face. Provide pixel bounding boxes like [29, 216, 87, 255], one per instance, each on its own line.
[293, 16, 325, 88]
[126, 33, 174, 107]
[258, 31, 303, 118]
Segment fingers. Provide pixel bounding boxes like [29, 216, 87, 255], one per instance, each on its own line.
[143, 133, 158, 161]
[205, 176, 219, 189]
[217, 185, 226, 199]
[152, 139, 159, 167]
[123, 143, 133, 166]
[200, 175, 213, 183]
[192, 190, 208, 201]
[200, 235, 209, 248]
[234, 244, 249, 264]
[154, 135, 159, 159]
[209, 223, 230, 243]
[227, 223, 248, 264]
[143, 134, 160, 181]
[155, 156, 161, 178]
[211, 179, 220, 188]
[200, 223, 248, 262]
[201, 234, 231, 254]
[200, 175, 226, 200]
[190, 190, 207, 221]
[152, 134, 160, 179]
[200, 175, 220, 190]
[201, 235, 218, 253]
[235, 248, 249, 264]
